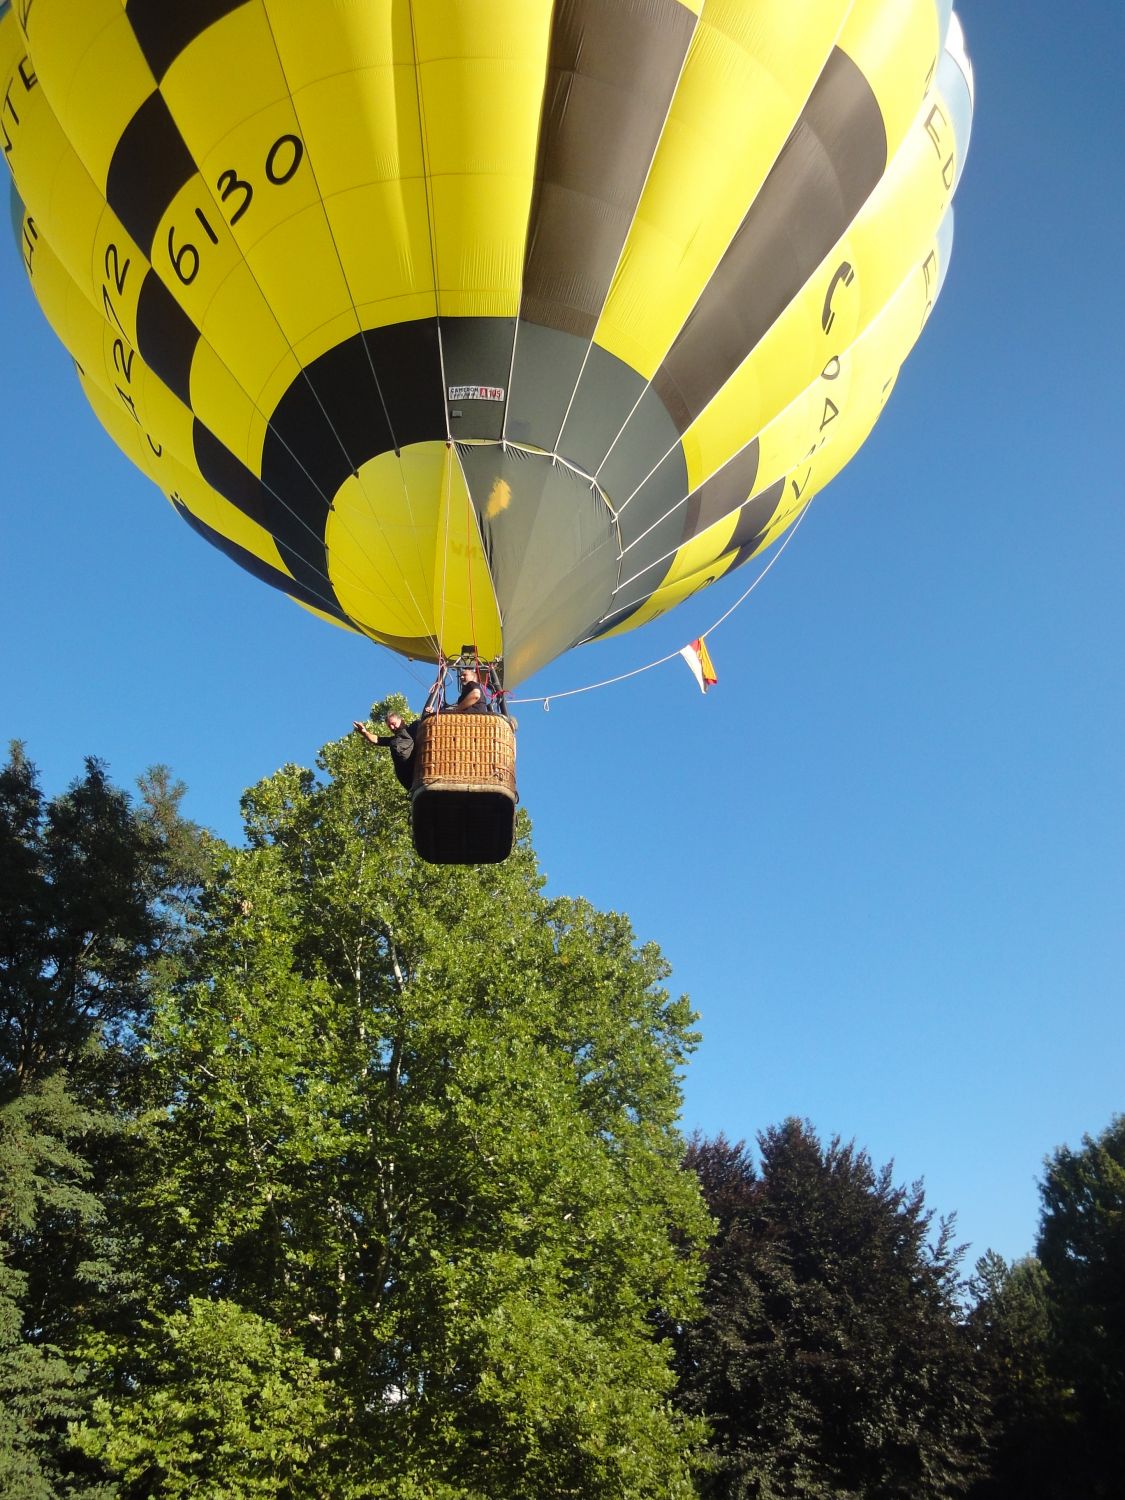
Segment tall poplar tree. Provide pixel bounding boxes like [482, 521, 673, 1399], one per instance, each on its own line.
[80, 705, 710, 1498]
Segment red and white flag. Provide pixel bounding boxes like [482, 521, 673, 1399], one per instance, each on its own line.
[679, 638, 718, 693]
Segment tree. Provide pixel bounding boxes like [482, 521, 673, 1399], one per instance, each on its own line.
[678, 1124, 986, 1499]
[966, 1118, 1125, 1500]
[75, 1299, 332, 1499]
[0, 744, 205, 1499]
[0, 744, 202, 1095]
[1034, 1116, 1125, 1498]
[0, 1073, 116, 1499]
[965, 1252, 1066, 1500]
[87, 706, 710, 1498]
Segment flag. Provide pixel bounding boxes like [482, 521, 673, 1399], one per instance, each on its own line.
[679, 638, 718, 693]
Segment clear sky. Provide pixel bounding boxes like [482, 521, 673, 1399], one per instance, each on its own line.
[2, 2, 1122, 1269]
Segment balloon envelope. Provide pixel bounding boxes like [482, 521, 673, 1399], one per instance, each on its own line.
[2, 0, 973, 686]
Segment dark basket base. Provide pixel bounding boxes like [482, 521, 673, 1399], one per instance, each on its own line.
[411, 787, 516, 865]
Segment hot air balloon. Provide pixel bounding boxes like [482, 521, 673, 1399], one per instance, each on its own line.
[1, 0, 973, 855]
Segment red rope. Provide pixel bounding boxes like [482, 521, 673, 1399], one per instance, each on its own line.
[464, 493, 480, 674]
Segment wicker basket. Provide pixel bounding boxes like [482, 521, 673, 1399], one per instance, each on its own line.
[412, 713, 517, 794]
[410, 714, 517, 864]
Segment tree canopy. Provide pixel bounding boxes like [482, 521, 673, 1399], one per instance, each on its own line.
[0, 744, 197, 1499]
[3, 733, 1121, 1498]
[1036, 1114, 1125, 1475]
[2, 724, 710, 1497]
[678, 1123, 986, 1499]
[967, 1117, 1125, 1500]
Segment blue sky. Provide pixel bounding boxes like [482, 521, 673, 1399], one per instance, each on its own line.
[2, 2, 1122, 1269]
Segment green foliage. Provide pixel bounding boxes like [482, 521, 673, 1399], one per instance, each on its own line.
[0, 1074, 117, 1499]
[678, 1124, 987, 1499]
[87, 715, 709, 1497]
[42, 728, 1125, 1499]
[966, 1119, 1125, 1499]
[1035, 1116, 1125, 1497]
[74, 1299, 331, 1498]
[0, 1262, 105, 1500]
[0, 743, 202, 1095]
[0, 744, 208, 1499]
[966, 1253, 1065, 1500]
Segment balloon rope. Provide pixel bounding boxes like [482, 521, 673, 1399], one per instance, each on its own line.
[436, 443, 454, 652]
[506, 500, 812, 706]
[464, 478, 480, 658]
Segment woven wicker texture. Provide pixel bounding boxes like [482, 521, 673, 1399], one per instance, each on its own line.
[414, 714, 516, 795]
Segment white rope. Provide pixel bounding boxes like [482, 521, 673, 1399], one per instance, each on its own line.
[506, 497, 813, 706]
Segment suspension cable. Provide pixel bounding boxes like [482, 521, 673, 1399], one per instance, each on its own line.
[506, 499, 813, 707]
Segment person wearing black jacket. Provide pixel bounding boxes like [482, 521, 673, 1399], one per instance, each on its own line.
[353, 711, 420, 791]
[354, 671, 493, 790]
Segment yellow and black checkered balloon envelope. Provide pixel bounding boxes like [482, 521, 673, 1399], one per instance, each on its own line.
[2, 0, 973, 688]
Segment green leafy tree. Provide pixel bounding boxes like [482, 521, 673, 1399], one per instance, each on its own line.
[90, 707, 709, 1498]
[678, 1124, 987, 1499]
[75, 1299, 332, 1499]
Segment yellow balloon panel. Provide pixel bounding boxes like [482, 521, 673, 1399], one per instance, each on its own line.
[1, 46, 110, 301]
[288, 70, 426, 197]
[594, 0, 850, 378]
[327, 443, 502, 659]
[322, 181, 435, 328]
[13, 2, 152, 185]
[160, 5, 291, 160]
[677, 67, 966, 498]
[186, 339, 263, 468]
[242, 205, 357, 361]
[264, 0, 416, 90]
[411, 0, 555, 73]
[429, 173, 528, 317]
[839, 0, 940, 151]
[413, 1, 553, 317]
[199, 260, 299, 420]
[613, 218, 952, 635]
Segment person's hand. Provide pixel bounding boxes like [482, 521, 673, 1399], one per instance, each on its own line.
[353, 720, 377, 743]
